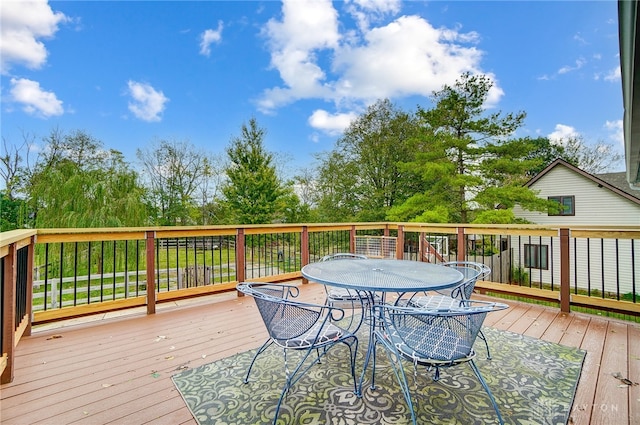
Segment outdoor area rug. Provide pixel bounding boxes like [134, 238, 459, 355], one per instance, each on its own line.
[172, 326, 585, 425]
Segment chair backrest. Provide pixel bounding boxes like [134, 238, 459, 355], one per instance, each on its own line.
[321, 253, 367, 261]
[377, 301, 507, 362]
[237, 282, 322, 344]
[443, 261, 491, 279]
[443, 261, 489, 299]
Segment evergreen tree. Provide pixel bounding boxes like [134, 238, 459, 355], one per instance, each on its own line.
[222, 118, 287, 224]
[389, 73, 551, 223]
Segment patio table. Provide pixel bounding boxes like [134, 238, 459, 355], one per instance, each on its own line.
[301, 258, 464, 396]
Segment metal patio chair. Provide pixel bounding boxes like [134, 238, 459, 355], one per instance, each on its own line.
[320, 253, 376, 327]
[237, 282, 359, 425]
[372, 300, 509, 425]
[321, 253, 368, 303]
[400, 261, 495, 359]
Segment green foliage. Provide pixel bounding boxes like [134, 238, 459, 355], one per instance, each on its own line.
[0, 191, 27, 231]
[386, 195, 450, 223]
[511, 266, 529, 284]
[314, 99, 421, 222]
[471, 209, 517, 224]
[277, 188, 311, 223]
[394, 72, 549, 223]
[27, 129, 149, 228]
[222, 118, 289, 224]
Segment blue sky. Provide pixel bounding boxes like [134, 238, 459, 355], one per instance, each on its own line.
[1, 0, 625, 178]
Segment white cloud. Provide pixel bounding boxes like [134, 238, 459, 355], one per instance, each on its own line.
[126, 80, 169, 122]
[258, 0, 340, 110]
[345, 0, 401, 32]
[333, 15, 483, 102]
[558, 58, 586, 75]
[199, 21, 223, 57]
[548, 124, 580, 144]
[258, 0, 491, 133]
[605, 119, 624, 148]
[0, 0, 68, 74]
[9, 77, 63, 117]
[603, 66, 621, 82]
[308, 109, 358, 135]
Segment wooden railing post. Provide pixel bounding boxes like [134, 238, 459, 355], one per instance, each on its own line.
[301, 226, 309, 284]
[1, 243, 16, 384]
[396, 225, 404, 259]
[457, 227, 466, 262]
[236, 228, 245, 286]
[560, 228, 571, 313]
[145, 231, 156, 315]
[350, 225, 356, 254]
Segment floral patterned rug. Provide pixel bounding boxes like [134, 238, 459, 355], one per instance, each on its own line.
[172, 326, 585, 425]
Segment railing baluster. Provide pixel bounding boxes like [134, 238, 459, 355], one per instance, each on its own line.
[87, 241, 92, 304]
[616, 239, 620, 301]
[73, 243, 78, 306]
[585, 238, 591, 296]
[44, 244, 49, 310]
[100, 241, 104, 303]
[124, 241, 129, 298]
[112, 241, 116, 300]
[632, 240, 637, 303]
[56, 243, 63, 309]
[601, 238, 605, 298]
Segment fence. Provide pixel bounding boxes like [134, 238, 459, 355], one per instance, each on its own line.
[2, 222, 639, 384]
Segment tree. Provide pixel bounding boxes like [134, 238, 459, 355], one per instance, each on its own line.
[137, 139, 215, 225]
[221, 118, 288, 224]
[1, 132, 35, 230]
[389, 73, 549, 224]
[26, 129, 149, 228]
[314, 99, 421, 222]
[1, 132, 35, 201]
[519, 136, 622, 177]
[552, 136, 623, 174]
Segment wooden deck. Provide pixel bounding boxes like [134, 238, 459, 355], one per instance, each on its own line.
[2, 281, 639, 425]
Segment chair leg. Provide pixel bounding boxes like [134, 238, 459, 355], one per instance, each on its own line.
[244, 338, 273, 384]
[468, 360, 504, 425]
[273, 381, 289, 425]
[272, 337, 359, 425]
[373, 334, 418, 425]
[478, 329, 492, 359]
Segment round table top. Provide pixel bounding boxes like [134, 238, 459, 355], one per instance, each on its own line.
[301, 258, 464, 293]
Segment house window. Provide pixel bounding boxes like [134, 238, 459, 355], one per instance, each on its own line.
[548, 196, 575, 216]
[524, 244, 548, 269]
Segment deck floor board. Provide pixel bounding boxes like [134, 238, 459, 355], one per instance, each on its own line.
[2, 281, 638, 425]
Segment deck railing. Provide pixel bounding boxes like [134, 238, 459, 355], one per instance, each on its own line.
[1, 222, 639, 383]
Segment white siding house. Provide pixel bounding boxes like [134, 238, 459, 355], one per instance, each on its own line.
[512, 159, 640, 297]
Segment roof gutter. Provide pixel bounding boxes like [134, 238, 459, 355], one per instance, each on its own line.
[618, 0, 640, 190]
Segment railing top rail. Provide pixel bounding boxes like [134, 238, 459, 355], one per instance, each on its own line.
[0, 229, 37, 248]
[2, 223, 640, 246]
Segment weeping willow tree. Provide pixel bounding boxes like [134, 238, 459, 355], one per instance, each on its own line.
[26, 128, 149, 228]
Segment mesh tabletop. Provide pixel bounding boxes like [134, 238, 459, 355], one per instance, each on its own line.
[302, 259, 464, 293]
